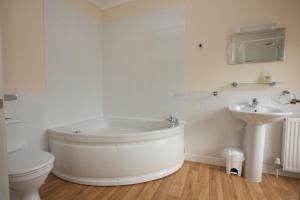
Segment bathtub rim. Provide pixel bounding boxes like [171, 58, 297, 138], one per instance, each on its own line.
[47, 116, 185, 143]
[47, 115, 186, 129]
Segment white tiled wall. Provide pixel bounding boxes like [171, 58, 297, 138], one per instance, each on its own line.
[44, 0, 103, 126]
[6, 92, 47, 150]
[103, 7, 185, 119]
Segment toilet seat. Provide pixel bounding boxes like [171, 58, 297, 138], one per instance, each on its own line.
[8, 150, 55, 181]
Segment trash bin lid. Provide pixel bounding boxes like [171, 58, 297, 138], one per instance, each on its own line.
[222, 148, 245, 160]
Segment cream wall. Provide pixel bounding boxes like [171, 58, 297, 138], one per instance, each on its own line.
[0, 0, 102, 92]
[2, 0, 298, 91]
[0, 0, 45, 92]
[0, 28, 9, 200]
[103, 0, 300, 91]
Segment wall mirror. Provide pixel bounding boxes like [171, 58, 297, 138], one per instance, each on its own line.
[228, 28, 285, 65]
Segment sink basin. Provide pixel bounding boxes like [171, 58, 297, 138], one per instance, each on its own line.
[229, 104, 292, 182]
[229, 105, 292, 125]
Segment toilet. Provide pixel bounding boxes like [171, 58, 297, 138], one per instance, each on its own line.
[5, 119, 55, 200]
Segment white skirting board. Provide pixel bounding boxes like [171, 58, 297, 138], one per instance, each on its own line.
[184, 153, 226, 167]
[185, 153, 300, 179]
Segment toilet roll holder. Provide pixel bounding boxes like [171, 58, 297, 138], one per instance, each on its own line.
[0, 94, 17, 109]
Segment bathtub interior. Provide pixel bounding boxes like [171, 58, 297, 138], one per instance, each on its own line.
[50, 117, 172, 135]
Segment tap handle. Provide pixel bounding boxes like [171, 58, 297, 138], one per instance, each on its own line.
[166, 115, 178, 122]
[166, 115, 172, 121]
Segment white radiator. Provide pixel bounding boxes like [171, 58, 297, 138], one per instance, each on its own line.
[282, 118, 300, 173]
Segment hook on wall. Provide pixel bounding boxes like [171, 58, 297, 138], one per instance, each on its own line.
[212, 91, 219, 96]
[199, 43, 203, 48]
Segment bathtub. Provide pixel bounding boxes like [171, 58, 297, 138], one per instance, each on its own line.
[47, 117, 184, 186]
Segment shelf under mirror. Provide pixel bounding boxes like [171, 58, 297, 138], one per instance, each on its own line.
[231, 81, 280, 87]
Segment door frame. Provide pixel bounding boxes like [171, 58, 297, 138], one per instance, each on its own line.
[0, 26, 10, 200]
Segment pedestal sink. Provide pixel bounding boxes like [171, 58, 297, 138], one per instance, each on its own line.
[229, 103, 292, 182]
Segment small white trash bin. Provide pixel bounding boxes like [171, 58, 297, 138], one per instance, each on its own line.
[222, 148, 245, 176]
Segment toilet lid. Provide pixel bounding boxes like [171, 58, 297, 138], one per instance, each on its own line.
[8, 150, 54, 176]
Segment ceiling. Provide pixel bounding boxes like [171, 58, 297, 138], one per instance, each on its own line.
[89, 0, 137, 10]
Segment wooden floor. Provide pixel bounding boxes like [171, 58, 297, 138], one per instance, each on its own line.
[40, 161, 299, 200]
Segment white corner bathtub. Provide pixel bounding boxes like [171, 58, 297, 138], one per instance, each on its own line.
[47, 117, 184, 186]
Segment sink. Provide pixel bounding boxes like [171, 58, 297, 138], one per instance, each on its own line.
[229, 103, 292, 182]
[229, 105, 292, 125]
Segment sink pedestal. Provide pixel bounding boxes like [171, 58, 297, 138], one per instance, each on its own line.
[229, 104, 292, 182]
[243, 124, 266, 182]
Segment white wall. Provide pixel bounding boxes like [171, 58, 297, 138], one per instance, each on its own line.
[183, 89, 300, 165]
[6, 92, 47, 150]
[103, 7, 185, 119]
[44, 0, 103, 126]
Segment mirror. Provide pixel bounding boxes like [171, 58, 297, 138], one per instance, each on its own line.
[228, 28, 285, 65]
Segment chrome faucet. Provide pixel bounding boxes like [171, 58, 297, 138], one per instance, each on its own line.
[166, 115, 179, 127]
[251, 98, 259, 108]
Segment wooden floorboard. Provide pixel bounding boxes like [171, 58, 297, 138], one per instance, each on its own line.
[40, 161, 299, 200]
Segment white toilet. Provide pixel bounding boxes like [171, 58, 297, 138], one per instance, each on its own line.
[5, 119, 55, 200]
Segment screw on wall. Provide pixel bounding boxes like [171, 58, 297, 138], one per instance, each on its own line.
[212, 91, 219, 96]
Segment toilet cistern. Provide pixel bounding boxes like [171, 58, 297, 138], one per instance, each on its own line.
[229, 101, 292, 182]
[5, 119, 54, 200]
